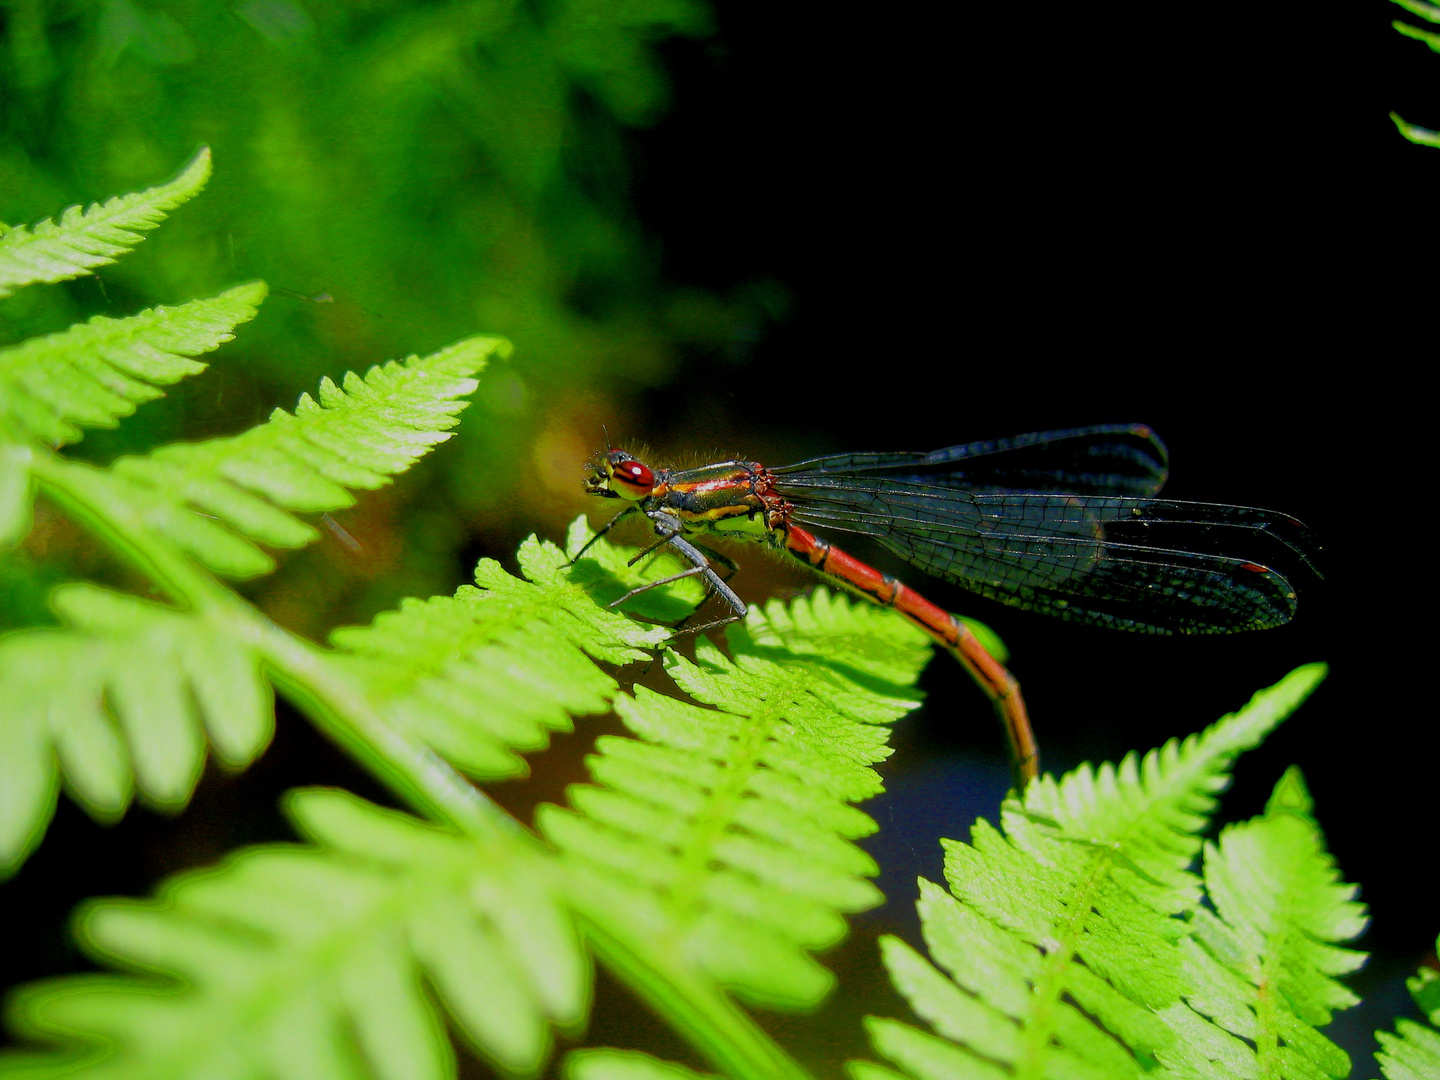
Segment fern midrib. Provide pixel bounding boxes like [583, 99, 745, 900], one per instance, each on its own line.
[351, 593, 549, 701]
[1014, 761, 1233, 1077]
[662, 656, 791, 928]
[1251, 855, 1299, 1074]
[1016, 842, 1124, 1080]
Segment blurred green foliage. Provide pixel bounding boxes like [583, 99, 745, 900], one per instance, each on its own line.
[1, 0, 716, 631]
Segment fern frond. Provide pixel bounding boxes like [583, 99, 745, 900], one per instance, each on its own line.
[0, 583, 272, 874]
[539, 587, 930, 1015]
[1, 789, 585, 1079]
[1375, 942, 1440, 1080]
[327, 518, 690, 780]
[0, 282, 266, 449]
[852, 665, 1327, 1079]
[0, 148, 211, 299]
[36, 335, 508, 578]
[1155, 768, 1367, 1079]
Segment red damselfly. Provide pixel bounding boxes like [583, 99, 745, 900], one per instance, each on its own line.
[575, 423, 1319, 786]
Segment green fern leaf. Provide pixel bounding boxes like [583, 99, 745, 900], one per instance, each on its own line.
[37, 334, 508, 578]
[539, 587, 930, 1014]
[852, 665, 1327, 1079]
[566, 1047, 719, 1079]
[0, 583, 271, 875]
[0, 148, 211, 299]
[0, 282, 266, 448]
[327, 518, 691, 781]
[0, 438, 31, 548]
[0, 788, 584, 1079]
[1375, 943, 1440, 1080]
[1390, 111, 1440, 146]
[1155, 768, 1367, 1079]
[1394, 19, 1440, 52]
[1391, 0, 1440, 22]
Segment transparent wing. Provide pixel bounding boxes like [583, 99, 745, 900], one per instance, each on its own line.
[773, 423, 1171, 499]
[774, 429, 1319, 634]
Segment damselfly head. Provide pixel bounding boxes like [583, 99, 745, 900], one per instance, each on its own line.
[605, 450, 656, 500]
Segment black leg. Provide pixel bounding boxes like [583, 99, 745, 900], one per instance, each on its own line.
[567, 505, 638, 565]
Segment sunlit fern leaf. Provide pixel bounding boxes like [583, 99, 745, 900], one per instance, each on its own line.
[565, 1047, 718, 1079]
[1375, 943, 1440, 1080]
[1390, 113, 1440, 146]
[0, 148, 211, 299]
[1391, 0, 1440, 22]
[37, 335, 509, 578]
[847, 1062, 913, 1080]
[327, 519, 693, 781]
[0, 583, 271, 876]
[850, 665, 1327, 1079]
[1393, 20, 1440, 52]
[563, 514, 707, 624]
[1154, 768, 1366, 1079]
[0, 788, 585, 1080]
[0, 439, 31, 548]
[539, 587, 931, 1011]
[0, 282, 265, 449]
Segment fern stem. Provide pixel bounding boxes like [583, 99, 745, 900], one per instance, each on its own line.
[258, 632, 522, 839]
[32, 454, 229, 608]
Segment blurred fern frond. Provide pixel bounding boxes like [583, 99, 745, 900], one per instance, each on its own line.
[1375, 940, 1440, 1080]
[3, 788, 585, 1079]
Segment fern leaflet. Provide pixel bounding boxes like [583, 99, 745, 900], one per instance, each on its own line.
[1155, 768, 1367, 1079]
[1375, 941, 1440, 1080]
[0, 582, 271, 855]
[565, 1048, 719, 1079]
[0, 282, 264, 450]
[850, 665, 1328, 1079]
[0, 148, 211, 298]
[36, 334, 510, 580]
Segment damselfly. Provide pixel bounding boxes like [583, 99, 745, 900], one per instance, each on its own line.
[576, 423, 1320, 786]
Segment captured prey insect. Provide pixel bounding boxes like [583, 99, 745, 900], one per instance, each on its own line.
[573, 424, 1320, 786]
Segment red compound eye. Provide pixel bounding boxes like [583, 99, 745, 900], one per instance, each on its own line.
[617, 460, 653, 486]
[607, 452, 655, 498]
